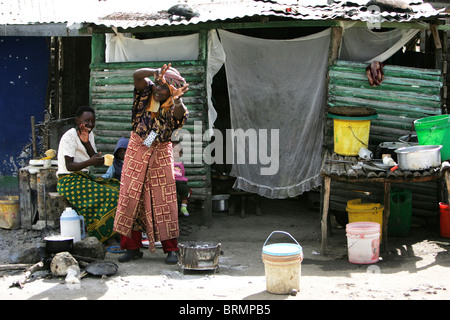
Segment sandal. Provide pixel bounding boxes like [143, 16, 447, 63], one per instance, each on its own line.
[118, 249, 143, 262]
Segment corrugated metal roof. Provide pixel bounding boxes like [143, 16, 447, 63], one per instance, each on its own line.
[0, 0, 446, 30]
[95, 0, 446, 29]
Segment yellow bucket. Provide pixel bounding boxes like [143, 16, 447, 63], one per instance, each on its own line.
[346, 199, 383, 241]
[333, 119, 371, 156]
[0, 195, 20, 229]
[328, 108, 377, 156]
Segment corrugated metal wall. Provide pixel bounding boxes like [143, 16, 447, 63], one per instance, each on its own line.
[326, 60, 443, 145]
[325, 60, 445, 224]
[89, 60, 209, 201]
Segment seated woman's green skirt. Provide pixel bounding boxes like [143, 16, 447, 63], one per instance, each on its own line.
[57, 171, 120, 243]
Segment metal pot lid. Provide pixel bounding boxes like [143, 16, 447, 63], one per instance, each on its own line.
[85, 261, 118, 276]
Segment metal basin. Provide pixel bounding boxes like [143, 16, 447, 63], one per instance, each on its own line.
[178, 241, 221, 270]
[212, 194, 229, 212]
[395, 145, 442, 171]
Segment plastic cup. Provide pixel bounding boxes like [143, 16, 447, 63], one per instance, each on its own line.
[104, 154, 114, 166]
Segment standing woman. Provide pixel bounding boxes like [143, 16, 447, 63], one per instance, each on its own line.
[57, 106, 120, 243]
[113, 64, 189, 263]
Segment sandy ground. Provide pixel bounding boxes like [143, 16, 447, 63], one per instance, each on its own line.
[0, 195, 450, 304]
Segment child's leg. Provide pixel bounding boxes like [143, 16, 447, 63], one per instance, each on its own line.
[176, 181, 190, 216]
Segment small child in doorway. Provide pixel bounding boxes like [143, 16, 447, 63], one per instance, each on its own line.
[173, 141, 189, 216]
[102, 137, 129, 180]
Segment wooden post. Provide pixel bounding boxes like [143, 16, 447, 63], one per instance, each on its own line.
[31, 116, 37, 159]
[321, 176, 331, 254]
[445, 171, 450, 203]
[90, 33, 106, 65]
[19, 169, 33, 230]
[382, 181, 391, 252]
[200, 28, 212, 228]
[431, 24, 443, 70]
[328, 26, 343, 66]
[89, 33, 106, 107]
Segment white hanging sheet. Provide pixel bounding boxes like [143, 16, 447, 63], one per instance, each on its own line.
[216, 29, 331, 198]
[339, 26, 419, 63]
[105, 33, 199, 62]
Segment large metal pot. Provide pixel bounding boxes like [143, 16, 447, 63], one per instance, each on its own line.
[212, 194, 229, 212]
[395, 145, 442, 171]
[44, 235, 74, 253]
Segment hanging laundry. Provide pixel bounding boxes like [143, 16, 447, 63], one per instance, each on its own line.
[366, 61, 385, 87]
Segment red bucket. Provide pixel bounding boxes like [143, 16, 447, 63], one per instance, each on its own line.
[439, 202, 450, 238]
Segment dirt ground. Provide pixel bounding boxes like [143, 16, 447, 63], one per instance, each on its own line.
[1, 194, 450, 303]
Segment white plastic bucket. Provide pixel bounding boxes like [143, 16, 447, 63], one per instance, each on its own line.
[346, 222, 380, 264]
[262, 231, 303, 294]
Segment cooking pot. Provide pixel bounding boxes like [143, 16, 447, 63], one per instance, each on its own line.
[395, 145, 442, 171]
[212, 194, 229, 212]
[44, 235, 74, 253]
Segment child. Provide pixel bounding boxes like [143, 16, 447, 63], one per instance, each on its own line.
[173, 141, 189, 216]
[102, 137, 129, 180]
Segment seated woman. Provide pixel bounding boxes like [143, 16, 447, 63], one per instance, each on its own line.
[56, 106, 119, 243]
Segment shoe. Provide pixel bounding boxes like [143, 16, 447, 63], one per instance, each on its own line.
[165, 251, 178, 264]
[180, 206, 189, 217]
[118, 249, 143, 262]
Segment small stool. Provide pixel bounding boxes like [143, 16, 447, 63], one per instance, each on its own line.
[228, 191, 261, 218]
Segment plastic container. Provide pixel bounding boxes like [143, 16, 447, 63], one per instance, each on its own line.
[346, 199, 384, 240]
[328, 112, 377, 156]
[439, 202, 450, 238]
[332, 118, 371, 156]
[60, 207, 86, 243]
[262, 231, 303, 294]
[346, 222, 380, 264]
[0, 195, 20, 229]
[414, 114, 450, 161]
[388, 189, 412, 237]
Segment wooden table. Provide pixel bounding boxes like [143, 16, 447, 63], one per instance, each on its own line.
[320, 149, 450, 254]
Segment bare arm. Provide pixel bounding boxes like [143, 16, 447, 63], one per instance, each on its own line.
[65, 154, 103, 171]
[133, 68, 160, 92]
[172, 84, 189, 120]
